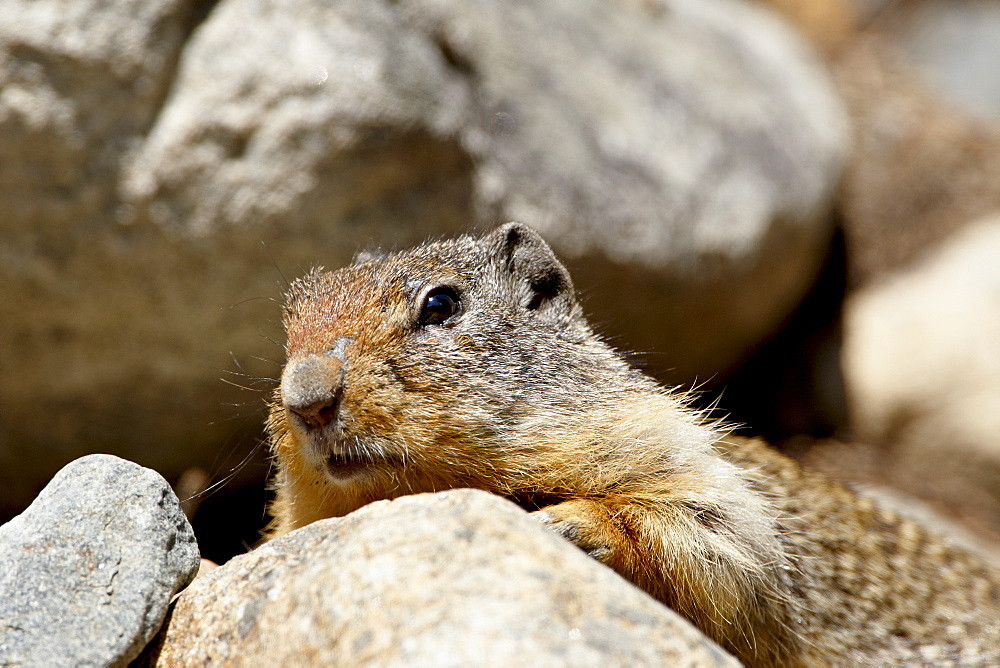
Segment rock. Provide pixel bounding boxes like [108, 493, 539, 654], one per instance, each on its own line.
[832, 34, 1000, 287]
[124, 0, 846, 382]
[0, 0, 217, 520]
[140, 489, 736, 666]
[196, 558, 220, 578]
[1, 0, 846, 519]
[0, 454, 201, 666]
[842, 213, 1000, 538]
[0, 0, 193, 230]
[891, 0, 1000, 123]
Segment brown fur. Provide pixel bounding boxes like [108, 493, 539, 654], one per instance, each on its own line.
[267, 223, 1000, 665]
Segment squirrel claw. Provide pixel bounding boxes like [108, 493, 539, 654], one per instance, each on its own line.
[532, 500, 616, 564]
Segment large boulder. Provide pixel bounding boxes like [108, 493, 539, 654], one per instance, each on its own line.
[123, 0, 847, 380]
[0, 0, 846, 516]
[0, 455, 200, 666]
[140, 489, 736, 665]
[0, 0, 192, 230]
[0, 0, 215, 517]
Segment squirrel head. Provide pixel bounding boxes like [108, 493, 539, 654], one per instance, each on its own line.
[270, 223, 629, 498]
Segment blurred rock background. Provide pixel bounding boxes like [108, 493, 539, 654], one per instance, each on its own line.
[1, 0, 998, 563]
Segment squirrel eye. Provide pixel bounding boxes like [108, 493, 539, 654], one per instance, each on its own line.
[418, 287, 461, 326]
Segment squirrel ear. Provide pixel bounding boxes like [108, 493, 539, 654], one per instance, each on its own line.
[483, 222, 576, 313]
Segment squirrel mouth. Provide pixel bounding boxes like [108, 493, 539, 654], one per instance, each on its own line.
[289, 413, 397, 482]
[324, 450, 375, 480]
[310, 434, 398, 482]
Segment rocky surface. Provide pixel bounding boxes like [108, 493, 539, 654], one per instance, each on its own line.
[125, 0, 847, 381]
[0, 455, 200, 666]
[0, 0, 846, 517]
[842, 213, 1000, 540]
[0, 0, 193, 231]
[759, 0, 1000, 290]
[0, 0, 225, 522]
[140, 489, 736, 666]
[833, 37, 1000, 288]
[892, 0, 1000, 123]
[4, 0, 1000, 658]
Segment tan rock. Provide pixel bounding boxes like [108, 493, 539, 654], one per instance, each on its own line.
[0, 0, 203, 517]
[0, 0, 192, 230]
[140, 489, 737, 666]
[843, 213, 1000, 534]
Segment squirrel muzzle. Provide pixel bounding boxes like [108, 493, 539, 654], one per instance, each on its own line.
[279, 335, 393, 481]
[280, 335, 353, 428]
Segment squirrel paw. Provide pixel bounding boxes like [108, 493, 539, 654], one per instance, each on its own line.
[532, 499, 617, 563]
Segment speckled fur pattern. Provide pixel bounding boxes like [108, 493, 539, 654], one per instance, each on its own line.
[267, 223, 1000, 665]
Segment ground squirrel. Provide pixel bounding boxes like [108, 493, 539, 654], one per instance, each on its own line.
[266, 222, 1000, 665]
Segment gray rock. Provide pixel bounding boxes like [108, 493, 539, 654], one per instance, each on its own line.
[0, 0, 192, 231]
[124, 0, 847, 382]
[0, 454, 201, 666]
[893, 0, 1000, 123]
[141, 489, 736, 666]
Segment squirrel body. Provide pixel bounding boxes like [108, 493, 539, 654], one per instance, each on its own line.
[267, 223, 1000, 665]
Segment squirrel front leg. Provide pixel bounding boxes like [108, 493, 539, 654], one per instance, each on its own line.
[532, 499, 670, 598]
[533, 497, 794, 665]
[532, 499, 621, 564]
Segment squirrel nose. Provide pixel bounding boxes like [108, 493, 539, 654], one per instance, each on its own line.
[281, 347, 349, 429]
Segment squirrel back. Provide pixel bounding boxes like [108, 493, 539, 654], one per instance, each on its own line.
[267, 223, 1000, 665]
